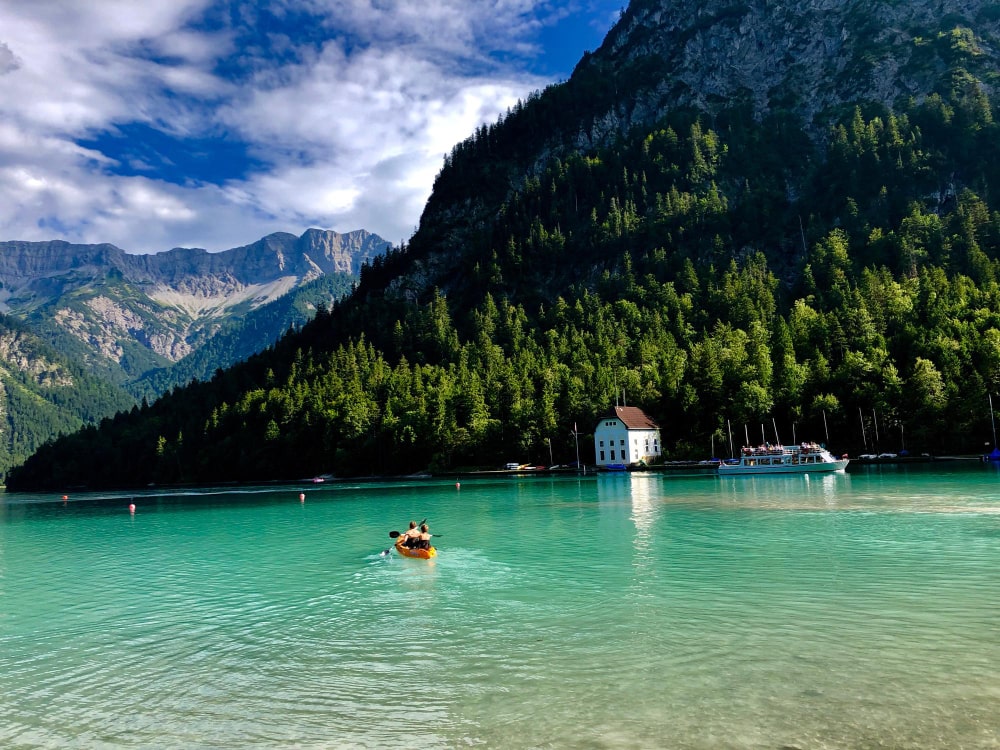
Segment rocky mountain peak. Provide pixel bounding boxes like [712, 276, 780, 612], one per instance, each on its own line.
[579, 0, 1000, 136]
[0, 229, 390, 311]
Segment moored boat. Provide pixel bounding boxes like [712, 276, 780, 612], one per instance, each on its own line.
[718, 442, 849, 475]
[394, 536, 437, 559]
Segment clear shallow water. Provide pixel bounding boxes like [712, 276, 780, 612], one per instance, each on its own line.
[1, 465, 998, 749]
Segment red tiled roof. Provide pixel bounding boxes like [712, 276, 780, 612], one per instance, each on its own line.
[601, 406, 659, 430]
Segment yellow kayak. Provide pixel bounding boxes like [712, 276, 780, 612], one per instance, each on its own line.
[395, 537, 437, 559]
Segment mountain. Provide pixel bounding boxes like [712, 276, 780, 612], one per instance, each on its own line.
[9, 0, 1000, 490]
[576, 0, 1000, 130]
[0, 229, 389, 384]
[400, 0, 1000, 300]
[0, 229, 388, 480]
[128, 272, 357, 401]
[0, 314, 136, 473]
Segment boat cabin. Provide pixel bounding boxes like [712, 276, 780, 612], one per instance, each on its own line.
[737, 442, 827, 466]
[594, 406, 661, 468]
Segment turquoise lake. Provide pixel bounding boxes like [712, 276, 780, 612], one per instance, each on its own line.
[1, 464, 999, 749]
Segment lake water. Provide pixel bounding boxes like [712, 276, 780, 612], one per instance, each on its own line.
[2, 464, 999, 749]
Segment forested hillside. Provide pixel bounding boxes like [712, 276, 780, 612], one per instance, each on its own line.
[9, 0, 1000, 489]
[0, 315, 136, 475]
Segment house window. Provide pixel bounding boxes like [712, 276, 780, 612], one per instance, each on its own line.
[620, 439, 625, 447]
[599, 440, 604, 447]
[611, 450, 616, 460]
[600, 450, 605, 461]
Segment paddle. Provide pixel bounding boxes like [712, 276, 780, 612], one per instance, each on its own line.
[380, 530, 402, 556]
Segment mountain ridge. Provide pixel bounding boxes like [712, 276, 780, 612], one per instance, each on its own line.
[0, 229, 389, 374]
[0, 228, 388, 479]
[0, 228, 387, 315]
[581, 0, 1000, 133]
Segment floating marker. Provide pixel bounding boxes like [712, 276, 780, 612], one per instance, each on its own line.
[456, 482, 461, 490]
[129, 503, 136, 513]
[299, 493, 305, 502]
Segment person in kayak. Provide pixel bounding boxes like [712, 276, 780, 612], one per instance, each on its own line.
[414, 523, 432, 550]
[400, 521, 421, 547]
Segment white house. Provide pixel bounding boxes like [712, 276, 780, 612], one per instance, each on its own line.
[594, 406, 662, 468]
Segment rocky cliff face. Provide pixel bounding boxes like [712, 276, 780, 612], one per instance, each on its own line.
[0, 228, 389, 372]
[0, 229, 388, 313]
[576, 0, 1000, 139]
[0, 328, 74, 387]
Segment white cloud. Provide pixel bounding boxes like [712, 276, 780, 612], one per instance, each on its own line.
[0, 1, 571, 253]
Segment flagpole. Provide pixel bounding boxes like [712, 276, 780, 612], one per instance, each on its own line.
[991, 395, 997, 449]
[573, 422, 581, 474]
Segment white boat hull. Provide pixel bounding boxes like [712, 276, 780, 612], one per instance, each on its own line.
[718, 458, 849, 475]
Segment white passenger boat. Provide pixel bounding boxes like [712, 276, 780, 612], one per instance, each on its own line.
[718, 442, 849, 475]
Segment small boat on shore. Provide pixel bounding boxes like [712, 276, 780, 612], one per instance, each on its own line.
[719, 442, 849, 475]
[395, 537, 437, 559]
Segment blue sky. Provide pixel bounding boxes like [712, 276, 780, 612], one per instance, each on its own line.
[0, 1, 622, 253]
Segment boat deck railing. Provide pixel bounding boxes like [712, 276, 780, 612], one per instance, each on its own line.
[740, 442, 825, 457]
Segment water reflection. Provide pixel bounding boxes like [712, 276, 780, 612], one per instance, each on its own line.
[596, 473, 659, 528]
[629, 476, 658, 530]
[595, 473, 662, 576]
[716, 470, 850, 509]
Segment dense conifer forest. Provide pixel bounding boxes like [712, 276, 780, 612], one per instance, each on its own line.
[9, 13, 1000, 489]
